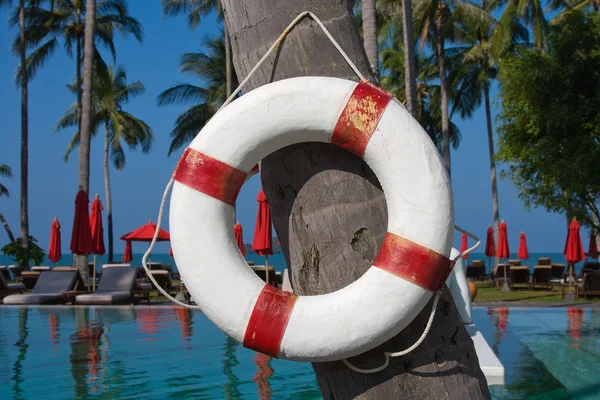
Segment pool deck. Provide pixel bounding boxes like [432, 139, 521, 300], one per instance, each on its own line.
[473, 301, 600, 308]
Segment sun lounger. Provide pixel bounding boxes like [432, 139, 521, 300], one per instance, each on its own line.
[31, 266, 51, 272]
[508, 259, 522, 267]
[3, 270, 86, 305]
[102, 263, 131, 268]
[509, 266, 530, 289]
[0, 269, 25, 298]
[149, 269, 180, 294]
[0, 266, 11, 281]
[20, 271, 41, 290]
[577, 272, 600, 300]
[581, 262, 600, 275]
[550, 264, 566, 283]
[75, 267, 139, 305]
[466, 260, 486, 280]
[531, 266, 553, 289]
[538, 257, 552, 265]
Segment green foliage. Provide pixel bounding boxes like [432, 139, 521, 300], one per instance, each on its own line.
[158, 33, 238, 155]
[56, 64, 153, 168]
[2, 236, 46, 267]
[0, 164, 11, 197]
[496, 11, 600, 231]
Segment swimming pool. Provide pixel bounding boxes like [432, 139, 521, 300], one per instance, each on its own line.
[0, 306, 598, 399]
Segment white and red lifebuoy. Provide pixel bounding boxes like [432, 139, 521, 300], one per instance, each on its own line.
[169, 77, 454, 362]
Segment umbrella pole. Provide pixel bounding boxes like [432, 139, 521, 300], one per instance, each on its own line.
[564, 263, 576, 301]
[501, 258, 511, 292]
[265, 255, 269, 286]
[93, 255, 97, 292]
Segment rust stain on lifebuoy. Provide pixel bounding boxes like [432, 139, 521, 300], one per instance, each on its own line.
[331, 80, 392, 158]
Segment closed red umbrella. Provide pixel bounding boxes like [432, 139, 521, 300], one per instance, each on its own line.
[564, 218, 585, 264]
[564, 217, 585, 300]
[234, 222, 247, 257]
[497, 220, 510, 260]
[253, 190, 273, 284]
[48, 218, 62, 265]
[460, 233, 468, 259]
[518, 232, 529, 261]
[587, 233, 598, 257]
[89, 195, 105, 291]
[169, 246, 173, 256]
[70, 189, 94, 256]
[497, 220, 510, 292]
[90, 195, 105, 255]
[485, 226, 496, 257]
[123, 240, 133, 263]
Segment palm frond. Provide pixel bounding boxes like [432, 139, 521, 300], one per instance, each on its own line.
[15, 37, 58, 85]
[157, 83, 209, 106]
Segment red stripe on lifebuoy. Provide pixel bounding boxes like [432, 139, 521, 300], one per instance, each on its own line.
[331, 80, 392, 158]
[243, 284, 298, 357]
[173, 148, 246, 206]
[373, 232, 452, 292]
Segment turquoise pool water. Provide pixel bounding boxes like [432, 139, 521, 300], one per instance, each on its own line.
[0, 306, 598, 399]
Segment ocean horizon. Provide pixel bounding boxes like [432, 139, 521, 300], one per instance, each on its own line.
[0, 252, 594, 276]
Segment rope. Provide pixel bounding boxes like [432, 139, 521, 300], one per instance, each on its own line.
[342, 225, 481, 374]
[141, 177, 202, 309]
[218, 11, 364, 112]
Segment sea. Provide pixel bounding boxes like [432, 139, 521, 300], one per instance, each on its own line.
[0, 252, 593, 276]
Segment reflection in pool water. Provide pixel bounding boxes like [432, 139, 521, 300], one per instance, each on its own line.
[0, 306, 598, 399]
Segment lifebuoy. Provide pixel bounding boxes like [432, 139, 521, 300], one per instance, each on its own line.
[170, 77, 454, 362]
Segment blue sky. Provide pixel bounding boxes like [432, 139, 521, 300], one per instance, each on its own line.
[0, 2, 578, 256]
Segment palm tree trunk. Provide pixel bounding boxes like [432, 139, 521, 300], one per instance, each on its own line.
[104, 122, 113, 262]
[361, 0, 379, 81]
[484, 86, 500, 268]
[221, 1, 489, 398]
[19, 0, 29, 270]
[0, 211, 16, 243]
[402, 0, 418, 118]
[225, 24, 232, 97]
[436, 13, 451, 177]
[74, 0, 97, 286]
[76, 36, 82, 131]
[225, 23, 235, 224]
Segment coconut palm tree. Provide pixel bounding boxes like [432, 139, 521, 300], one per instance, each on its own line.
[18, 0, 143, 133]
[0, 164, 16, 242]
[57, 65, 152, 262]
[452, 0, 528, 258]
[1, 0, 32, 262]
[158, 34, 237, 155]
[413, 0, 457, 176]
[379, 38, 464, 149]
[162, 0, 233, 97]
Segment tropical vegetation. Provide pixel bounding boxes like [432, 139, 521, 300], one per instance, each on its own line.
[56, 64, 153, 262]
[496, 10, 600, 233]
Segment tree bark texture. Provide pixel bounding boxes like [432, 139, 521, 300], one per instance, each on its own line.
[19, 0, 29, 269]
[401, 0, 418, 118]
[221, 1, 489, 398]
[0, 211, 16, 243]
[436, 12, 451, 178]
[484, 87, 499, 269]
[75, 0, 97, 285]
[76, 35, 82, 132]
[361, 0, 379, 81]
[104, 123, 113, 262]
[225, 24, 232, 97]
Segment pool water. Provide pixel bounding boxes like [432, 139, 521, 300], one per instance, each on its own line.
[0, 306, 598, 399]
